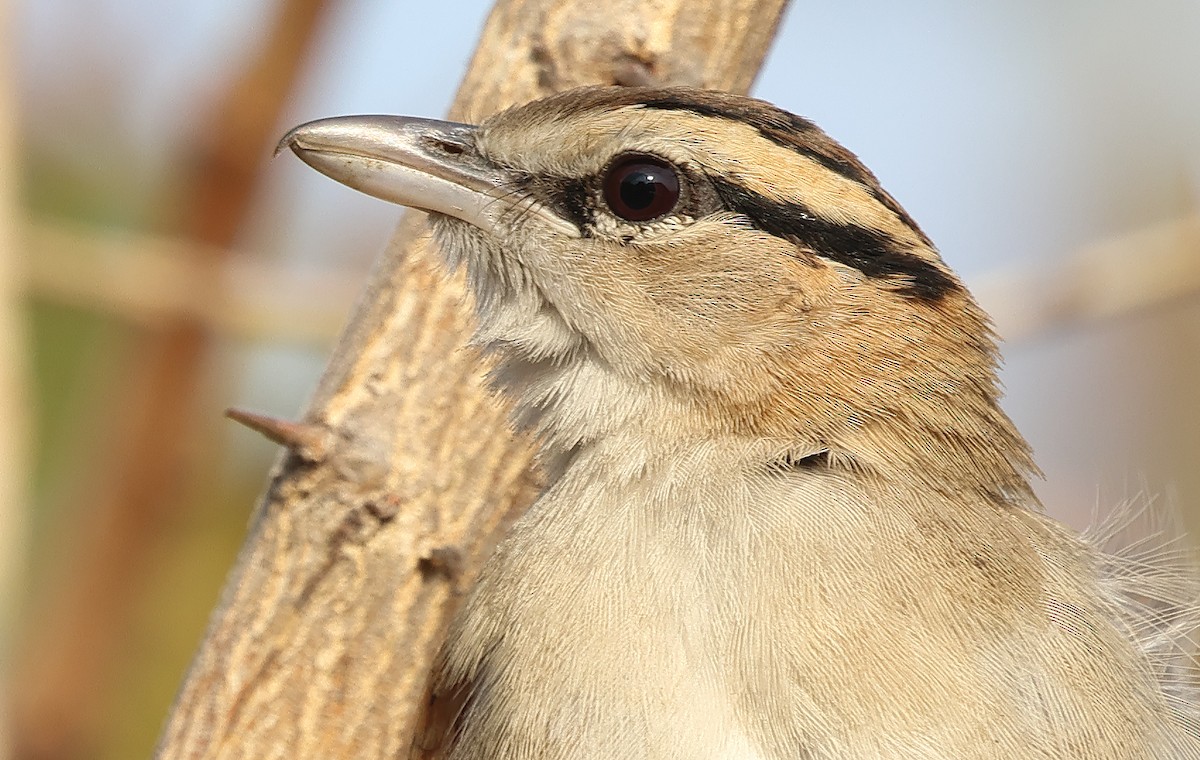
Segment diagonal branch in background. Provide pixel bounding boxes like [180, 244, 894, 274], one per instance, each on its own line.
[155, 0, 789, 757]
[973, 213, 1200, 344]
[11, 1, 334, 758]
[24, 220, 357, 346]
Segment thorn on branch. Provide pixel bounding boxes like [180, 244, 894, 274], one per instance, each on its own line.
[419, 546, 464, 582]
[225, 407, 331, 462]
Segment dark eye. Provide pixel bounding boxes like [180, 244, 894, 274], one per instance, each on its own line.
[601, 155, 680, 222]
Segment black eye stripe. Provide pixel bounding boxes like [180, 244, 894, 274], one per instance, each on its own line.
[708, 176, 958, 302]
[523, 174, 594, 234]
[557, 178, 594, 230]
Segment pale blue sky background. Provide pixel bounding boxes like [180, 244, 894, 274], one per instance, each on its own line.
[19, 0, 1200, 523]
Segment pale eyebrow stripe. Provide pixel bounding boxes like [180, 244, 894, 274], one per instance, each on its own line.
[635, 95, 931, 245]
[638, 95, 871, 186]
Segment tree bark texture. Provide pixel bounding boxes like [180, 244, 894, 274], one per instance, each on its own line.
[156, 1, 789, 757]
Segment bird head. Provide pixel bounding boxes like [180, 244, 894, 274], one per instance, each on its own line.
[282, 86, 1037, 504]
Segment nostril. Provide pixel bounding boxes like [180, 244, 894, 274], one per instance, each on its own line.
[430, 139, 465, 155]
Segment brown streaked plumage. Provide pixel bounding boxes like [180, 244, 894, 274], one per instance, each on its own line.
[282, 86, 1200, 759]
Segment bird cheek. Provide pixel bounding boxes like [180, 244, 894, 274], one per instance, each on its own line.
[785, 258, 847, 317]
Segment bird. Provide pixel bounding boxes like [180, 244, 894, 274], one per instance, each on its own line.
[281, 86, 1200, 759]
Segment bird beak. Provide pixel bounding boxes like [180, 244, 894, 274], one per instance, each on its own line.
[278, 115, 577, 237]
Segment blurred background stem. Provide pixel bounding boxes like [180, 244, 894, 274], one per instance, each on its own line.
[1, 0, 31, 756]
[10, 1, 331, 758]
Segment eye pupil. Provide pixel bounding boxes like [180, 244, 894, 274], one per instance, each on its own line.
[602, 156, 680, 221]
[619, 171, 660, 210]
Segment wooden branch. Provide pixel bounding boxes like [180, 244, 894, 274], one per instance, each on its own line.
[155, 0, 789, 757]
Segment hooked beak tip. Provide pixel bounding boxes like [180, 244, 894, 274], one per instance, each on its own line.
[275, 119, 333, 160]
[273, 131, 293, 158]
